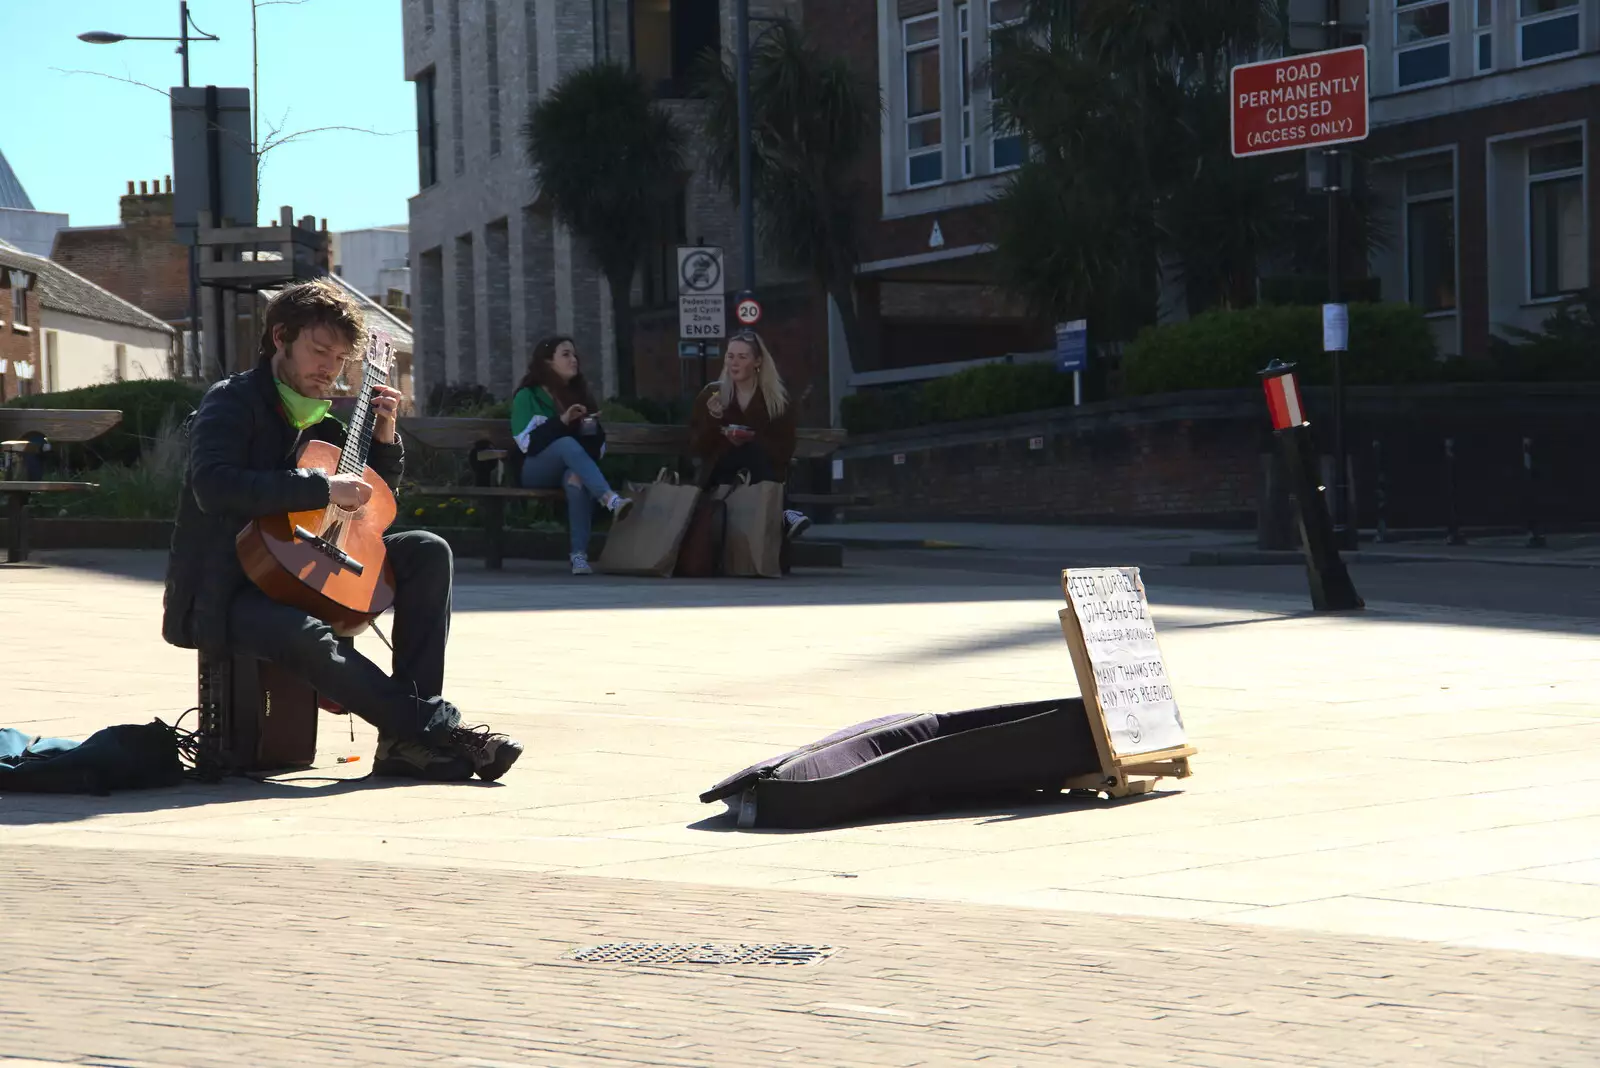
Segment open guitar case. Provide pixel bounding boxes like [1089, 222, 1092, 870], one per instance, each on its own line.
[700, 698, 1103, 829]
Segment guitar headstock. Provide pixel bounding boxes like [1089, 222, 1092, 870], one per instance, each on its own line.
[363, 333, 395, 383]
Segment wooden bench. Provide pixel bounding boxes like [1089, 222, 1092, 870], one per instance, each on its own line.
[0, 408, 124, 444]
[0, 409, 123, 563]
[396, 416, 858, 569]
[3, 482, 98, 563]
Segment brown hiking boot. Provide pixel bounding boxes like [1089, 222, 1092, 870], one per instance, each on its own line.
[372, 736, 475, 781]
[446, 724, 524, 782]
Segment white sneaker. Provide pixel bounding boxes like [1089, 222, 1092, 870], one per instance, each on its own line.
[570, 552, 593, 576]
[605, 493, 634, 522]
[783, 509, 812, 541]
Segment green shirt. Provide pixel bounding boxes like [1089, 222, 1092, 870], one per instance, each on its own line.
[510, 386, 558, 449]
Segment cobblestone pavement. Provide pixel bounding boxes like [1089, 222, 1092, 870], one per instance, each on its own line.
[1, 847, 1596, 1068]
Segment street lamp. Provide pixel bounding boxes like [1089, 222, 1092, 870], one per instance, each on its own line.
[78, 1, 218, 89]
[78, 1, 218, 381]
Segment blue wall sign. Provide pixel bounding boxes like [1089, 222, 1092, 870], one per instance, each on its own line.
[1055, 320, 1088, 373]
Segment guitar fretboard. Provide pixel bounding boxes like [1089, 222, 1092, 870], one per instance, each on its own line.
[335, 336, 393, 478]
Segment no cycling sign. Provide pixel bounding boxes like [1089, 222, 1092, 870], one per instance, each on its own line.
[678, 246, 726, 340]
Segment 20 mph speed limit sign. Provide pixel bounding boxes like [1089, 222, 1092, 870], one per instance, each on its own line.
[735, 296, 762, 326]
[678, 246, 726, 339]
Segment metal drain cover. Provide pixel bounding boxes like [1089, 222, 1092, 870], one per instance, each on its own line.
[566, 942, 837, 967]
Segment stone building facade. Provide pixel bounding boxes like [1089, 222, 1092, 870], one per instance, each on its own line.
[401, 0, 804, 413]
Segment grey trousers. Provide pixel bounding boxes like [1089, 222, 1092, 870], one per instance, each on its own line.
[226, 530, 460, 742]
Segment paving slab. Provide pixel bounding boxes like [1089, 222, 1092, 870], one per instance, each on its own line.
[2, 546, 1598, 1064]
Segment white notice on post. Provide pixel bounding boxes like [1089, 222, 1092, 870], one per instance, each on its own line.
[1322, 302, 1349, 352]
[1063, 567, 1187, 757]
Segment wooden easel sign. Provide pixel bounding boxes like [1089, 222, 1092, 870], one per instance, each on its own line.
[1058, 567, 1197, 798]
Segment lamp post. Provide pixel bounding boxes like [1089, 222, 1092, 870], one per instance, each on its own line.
[733, 10, 792, 318]
[1322, 0, 1354, 550]
[79, 1, 219, 380]
[735, 0, 755, 305]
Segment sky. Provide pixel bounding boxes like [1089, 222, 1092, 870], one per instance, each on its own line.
[0, 0, 416, 231]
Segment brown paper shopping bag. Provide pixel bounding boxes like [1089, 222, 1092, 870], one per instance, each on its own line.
[597, 469, 700, 577]
[721, 476, 785, 578]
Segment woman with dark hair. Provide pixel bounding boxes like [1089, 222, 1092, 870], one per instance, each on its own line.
[510, 335, 631, 575]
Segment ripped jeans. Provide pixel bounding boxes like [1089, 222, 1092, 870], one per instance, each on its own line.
[521, 435, 616, 556]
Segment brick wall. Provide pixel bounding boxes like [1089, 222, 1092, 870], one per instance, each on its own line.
[631, 281, 830, 424]
[841, 403, 1262, 527]
[1366, 85, 1600, 362]
[52, 185, 192, 327]
[837, 385, 1600, 530]
[0, 286, 42, 402]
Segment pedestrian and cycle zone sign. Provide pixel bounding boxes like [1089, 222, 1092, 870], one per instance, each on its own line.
[678, 246, 726, 340]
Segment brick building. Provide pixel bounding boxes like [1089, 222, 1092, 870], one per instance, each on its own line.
[52, 179, 196, 374]
[0, 255, 41, 402]
[1360, 0, 1599, 358]
[0, 240, 174, 396]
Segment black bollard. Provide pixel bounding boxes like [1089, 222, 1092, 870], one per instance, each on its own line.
[1444, 437, 1467, 546]
[1372, 438, 1389, 544]
[1523, 436, 1546, 549]
[1259, 361, 1363, 612]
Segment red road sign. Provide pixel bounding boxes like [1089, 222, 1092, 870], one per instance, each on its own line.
[1230, 45, 1368, 159]
[735, 297, 762, 325]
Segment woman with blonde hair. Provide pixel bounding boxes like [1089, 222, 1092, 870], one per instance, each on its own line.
[689, 329, 811, 541]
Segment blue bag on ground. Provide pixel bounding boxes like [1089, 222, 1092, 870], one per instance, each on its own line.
[0, 722, 184, 794]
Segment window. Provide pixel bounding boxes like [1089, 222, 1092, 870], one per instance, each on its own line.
[989, 0, 1025, 170]
[486, 1, 502, 156]
[423, 0, 435, 34]
[447, 0, 464, 175]
[45, 330, 58, 391]
[1405, 157, 1457, 313]
[1395, 0, 1451, 87]
[1528, 138, 1586, 299]
[416, 69, 439, 189]
[958, 4, 972, 177]
[903, 13, 943, 187]
[9, 272, 27, 329]
[1476, 0, 1494, 72]
[1519, 0, 1580, 63]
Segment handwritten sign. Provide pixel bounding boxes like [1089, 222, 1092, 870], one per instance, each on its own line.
[1061, 567, 1187, 757]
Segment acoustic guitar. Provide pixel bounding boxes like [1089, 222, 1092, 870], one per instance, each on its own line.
[236, 335, 398, 636]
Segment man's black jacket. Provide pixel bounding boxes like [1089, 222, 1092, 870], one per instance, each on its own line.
[161, 361, 404, 651]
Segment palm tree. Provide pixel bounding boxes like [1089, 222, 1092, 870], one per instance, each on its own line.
[524, 63, 685, 398]
[988, 0, 1293, 329]
[696, 22, 882, 371]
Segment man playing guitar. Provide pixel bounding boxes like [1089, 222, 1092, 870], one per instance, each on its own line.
[163, 280, 522, 782]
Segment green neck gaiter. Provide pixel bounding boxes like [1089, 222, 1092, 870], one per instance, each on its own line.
[274, 378, 332, 431]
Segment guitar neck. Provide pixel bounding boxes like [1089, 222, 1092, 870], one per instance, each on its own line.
[336, 340, 390, 476]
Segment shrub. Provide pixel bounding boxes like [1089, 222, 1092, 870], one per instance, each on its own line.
[841, 361, 1078, 434]
[1479, 291, 1600, 382]
[51, 411, 186, 520]
[1121, 302, 1440, 394]
[5, 379, 205, 469]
